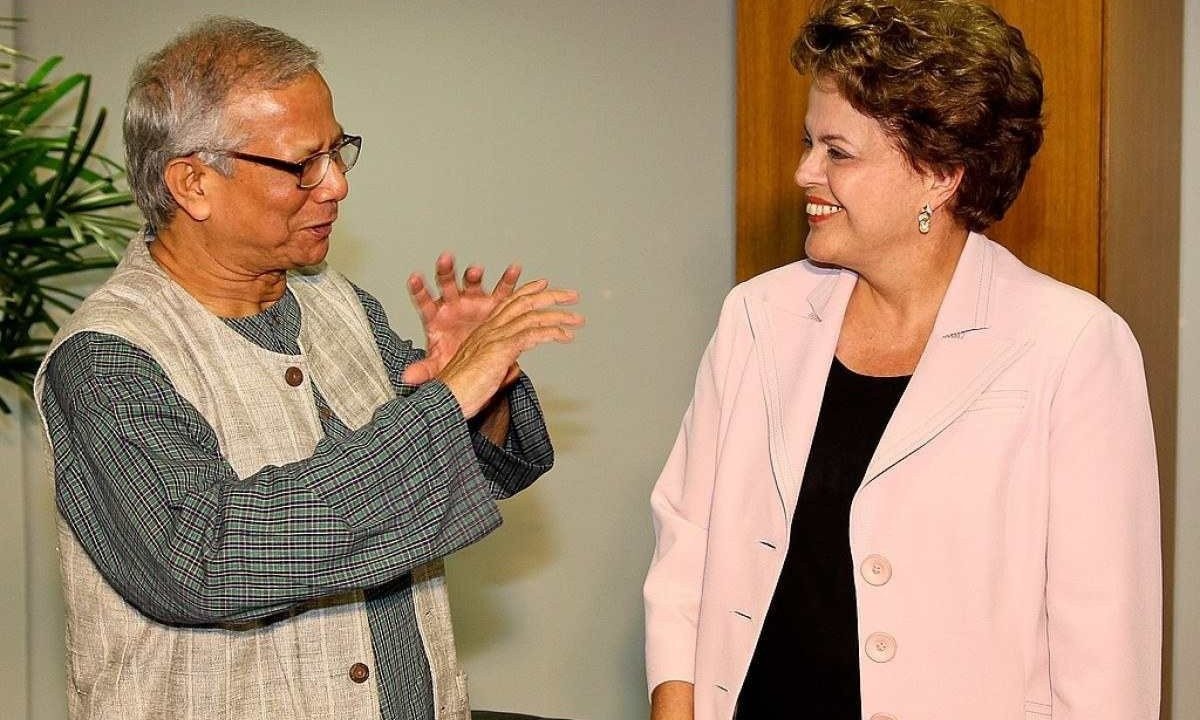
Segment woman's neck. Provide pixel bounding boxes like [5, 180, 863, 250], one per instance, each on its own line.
[836, 227, 969, 376]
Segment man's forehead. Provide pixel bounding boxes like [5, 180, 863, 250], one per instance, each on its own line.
[224, 72, 340, 149]
[225, 70, 330, 112]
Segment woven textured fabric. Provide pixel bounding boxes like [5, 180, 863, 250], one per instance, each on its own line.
[33, 236, 499, 720]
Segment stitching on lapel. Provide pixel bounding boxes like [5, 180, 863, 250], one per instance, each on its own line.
[744, 295, 795, 524]
[862, 337, 1033, 485]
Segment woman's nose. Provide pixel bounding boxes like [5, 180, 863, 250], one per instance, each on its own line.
[794, 148, 822, 188]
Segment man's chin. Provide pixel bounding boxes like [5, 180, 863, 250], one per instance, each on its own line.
[282, 239, 330, 270]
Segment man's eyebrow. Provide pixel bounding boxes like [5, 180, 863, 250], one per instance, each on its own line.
[298, 126, 346, 157]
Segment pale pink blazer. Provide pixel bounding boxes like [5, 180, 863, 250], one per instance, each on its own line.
[644, 233, 1161, 720]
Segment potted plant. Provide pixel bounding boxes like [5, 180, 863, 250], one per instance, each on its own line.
[0, 45, 139, 413]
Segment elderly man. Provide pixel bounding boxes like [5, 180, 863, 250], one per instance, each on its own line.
[33, 17, 581, 720]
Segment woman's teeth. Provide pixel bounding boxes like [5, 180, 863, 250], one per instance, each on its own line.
[806, 202, 843, 216]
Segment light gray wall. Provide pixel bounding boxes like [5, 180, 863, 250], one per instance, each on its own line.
[1175, 0, 1199, 717]
[8, 2, 735, 719]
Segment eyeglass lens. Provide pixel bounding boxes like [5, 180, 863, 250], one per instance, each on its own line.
[299, 139, 361, 188]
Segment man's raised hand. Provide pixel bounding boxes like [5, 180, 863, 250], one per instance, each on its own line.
[435, 280, 582, 419]
[401, 252, 522, 385]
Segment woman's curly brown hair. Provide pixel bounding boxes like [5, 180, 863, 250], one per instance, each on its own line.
[792, 0, 1044, 231]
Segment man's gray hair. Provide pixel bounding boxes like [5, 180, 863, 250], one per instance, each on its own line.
[123, 17, 320, 231]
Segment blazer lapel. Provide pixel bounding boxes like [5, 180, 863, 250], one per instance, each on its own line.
[746, 266, 856, 523]
[862, 233, 1030, 486]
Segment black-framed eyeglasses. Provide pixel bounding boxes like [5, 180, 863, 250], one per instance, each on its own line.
[208, 134, 362, 189]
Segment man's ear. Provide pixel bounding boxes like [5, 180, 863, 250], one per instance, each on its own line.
[926, 164, 964, 212]
[163, 155, 214, 222]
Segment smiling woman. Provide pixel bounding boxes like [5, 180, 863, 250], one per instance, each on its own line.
[645, 2, 1161, 719]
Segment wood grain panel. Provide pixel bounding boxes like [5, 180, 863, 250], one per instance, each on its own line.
[987, 0, 1103, 293]
[736, 1, 811, 282]
[1102, 1, 1183, 715]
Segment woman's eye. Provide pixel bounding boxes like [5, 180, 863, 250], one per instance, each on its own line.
[827, 147, 850, 160]
[801, 136, 814, 149]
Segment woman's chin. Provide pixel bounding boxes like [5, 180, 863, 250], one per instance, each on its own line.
[804, 235, 855, 271]
[803, 234, 834, 264]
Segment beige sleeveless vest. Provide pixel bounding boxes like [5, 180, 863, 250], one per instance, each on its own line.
[33, 235, 470, 720]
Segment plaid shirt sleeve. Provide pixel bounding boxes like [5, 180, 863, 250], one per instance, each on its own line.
[44, 328, 503, 626]
[44, 275, 556, 630]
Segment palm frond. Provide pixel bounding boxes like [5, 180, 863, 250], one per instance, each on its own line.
[0, 51, 136, 410]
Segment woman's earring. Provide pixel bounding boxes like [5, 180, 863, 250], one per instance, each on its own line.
[917, 203, 933, 234]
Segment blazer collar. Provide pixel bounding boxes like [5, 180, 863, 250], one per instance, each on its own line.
[801, 230, 994, 330]
[861, 231, 1027, 485]
[805, 267, 845, 321]
[930, 231, 995, 339]
[747, 232, 1027, 517]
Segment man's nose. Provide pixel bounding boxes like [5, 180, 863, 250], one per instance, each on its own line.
[313, 161, 349, 201]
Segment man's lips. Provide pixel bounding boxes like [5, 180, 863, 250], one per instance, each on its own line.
[304, 221, 335, 239]
[302, 216, 337, 232]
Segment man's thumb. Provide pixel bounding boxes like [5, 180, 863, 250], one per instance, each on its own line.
[401, 359, 436, 386]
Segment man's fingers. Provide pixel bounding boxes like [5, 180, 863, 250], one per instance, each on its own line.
[491, 287, 581, 325]
[434, 251, 459, 300]
[513, 323, 578, 351]
[439, 311, 580, 417]
[407, 273, 439, 324]
[492, 263, 521, 299]
[463, 265, 485, 294]
[484, 309, 584, 352]
[510, 278, 551, 297]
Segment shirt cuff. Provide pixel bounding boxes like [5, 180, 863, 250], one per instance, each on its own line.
[471, 373, 554, 499]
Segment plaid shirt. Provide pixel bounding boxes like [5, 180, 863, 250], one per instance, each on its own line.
[40, 284, 554, 720]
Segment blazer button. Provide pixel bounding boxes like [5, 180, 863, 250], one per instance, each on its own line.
[864, 632, 897, 663]
[349, 662, 370, 683]
[860, 554, 893, 586]
[285, 366, 304, 387]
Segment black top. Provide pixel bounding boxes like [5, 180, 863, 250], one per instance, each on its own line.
[735, 357, 910, 719]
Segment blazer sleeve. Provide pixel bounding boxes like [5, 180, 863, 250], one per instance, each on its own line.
[643, 293, 742, 695]
[1046, 309, 1162, 718]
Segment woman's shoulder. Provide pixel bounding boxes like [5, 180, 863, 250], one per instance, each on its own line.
[983, 237, 1135, 350]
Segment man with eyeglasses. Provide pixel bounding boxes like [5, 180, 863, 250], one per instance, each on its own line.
[32, 17, 582, 720]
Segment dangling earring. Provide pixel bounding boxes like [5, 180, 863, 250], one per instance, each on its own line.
[917, 203, 933, 234]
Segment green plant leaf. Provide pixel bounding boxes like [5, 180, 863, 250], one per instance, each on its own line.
[0, 52, 135, 412]
[23, 55, 62, 87]
[18, 73, 84, 127]
[46, 78, 96, 214]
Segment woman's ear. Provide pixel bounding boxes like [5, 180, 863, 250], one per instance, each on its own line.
[163, 155, 214, 222]
[927, 164, 965, 212]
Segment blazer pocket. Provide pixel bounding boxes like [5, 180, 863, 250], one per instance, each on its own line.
[1024, 699, 1052, 718]
[963, 388, 1028, 414]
